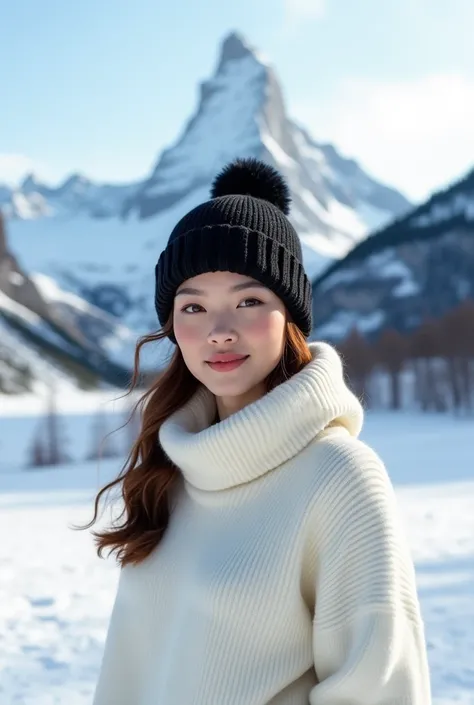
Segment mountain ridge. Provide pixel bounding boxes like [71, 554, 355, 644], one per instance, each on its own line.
[311, 165, 474, 341]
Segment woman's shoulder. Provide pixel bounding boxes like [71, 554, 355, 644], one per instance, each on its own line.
[303, 424, 395, 508]
[297, 426, 406, 575]
[296, 426, 404, 606]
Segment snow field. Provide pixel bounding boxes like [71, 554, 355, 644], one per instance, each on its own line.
[0, 410, 473, 704]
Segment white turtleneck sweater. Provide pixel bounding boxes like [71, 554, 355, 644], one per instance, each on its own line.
[92, 342, 431, 705]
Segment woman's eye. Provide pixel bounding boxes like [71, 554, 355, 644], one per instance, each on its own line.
[239, 298, 263, 308]
[181, 303, 204, 314]
[180, 299, 262, 313]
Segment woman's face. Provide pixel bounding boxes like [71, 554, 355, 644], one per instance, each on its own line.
[173, 271, 287, 417]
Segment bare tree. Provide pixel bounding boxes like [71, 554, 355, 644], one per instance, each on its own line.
[439, 299, 474, 413]
[375, 328, 409, 410]
[27, 428, 49, 468]
[26, 387, 71, 468]
[86, 407, 121, 461]
[337, 328, 375, 404]
[409, 319, 447, 412]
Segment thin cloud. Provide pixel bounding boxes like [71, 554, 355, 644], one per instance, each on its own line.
[0, 154, 36, 186]
[296, 72, 474, 201]
[283, 0, 325, 26]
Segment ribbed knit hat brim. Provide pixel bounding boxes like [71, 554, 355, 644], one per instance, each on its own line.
[155, 224, 312, 341]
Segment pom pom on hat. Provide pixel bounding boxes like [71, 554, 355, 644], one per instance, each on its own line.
[211, 157, 291, 215]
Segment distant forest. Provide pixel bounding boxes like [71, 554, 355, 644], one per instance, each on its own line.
[336, 299, 474, 414]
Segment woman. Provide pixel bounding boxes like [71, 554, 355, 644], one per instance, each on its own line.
[89, 158, 431, 704]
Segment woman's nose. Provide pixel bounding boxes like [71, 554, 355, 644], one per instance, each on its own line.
[207, 322, 238, 345]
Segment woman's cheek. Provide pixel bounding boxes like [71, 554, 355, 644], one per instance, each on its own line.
[173, 317, 203, 344]
[244, 310, 284, 339]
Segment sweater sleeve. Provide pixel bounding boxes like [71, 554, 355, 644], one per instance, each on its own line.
[307, 438, 432, 705]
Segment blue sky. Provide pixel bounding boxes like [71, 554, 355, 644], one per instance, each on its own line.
[2, 0, 474, 201]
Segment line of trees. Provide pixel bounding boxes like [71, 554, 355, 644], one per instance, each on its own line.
[26, 390, 140, 469]
[337, 299, 474, 413]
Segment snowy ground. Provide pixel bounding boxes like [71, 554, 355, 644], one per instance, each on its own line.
[0, 410, 473, 704]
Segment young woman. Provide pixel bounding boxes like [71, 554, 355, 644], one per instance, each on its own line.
[88, 158, 431, 704]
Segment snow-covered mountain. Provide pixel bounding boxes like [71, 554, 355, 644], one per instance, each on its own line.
[2, 173, 140, 220]
[1, 31, 411, 387]
[0, 212, 135, 394]
[121, 33, 410, 262]
[311, 167, 474, 341]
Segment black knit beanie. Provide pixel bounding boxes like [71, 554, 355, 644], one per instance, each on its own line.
[154, 158, 312, 341]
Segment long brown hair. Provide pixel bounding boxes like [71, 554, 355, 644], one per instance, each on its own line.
[83, 317, 312, 567]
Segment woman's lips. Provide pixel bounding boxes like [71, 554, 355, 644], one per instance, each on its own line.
[206, 355, 250, 372]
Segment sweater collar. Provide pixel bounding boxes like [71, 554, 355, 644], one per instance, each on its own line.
[159, 342, 363, 492]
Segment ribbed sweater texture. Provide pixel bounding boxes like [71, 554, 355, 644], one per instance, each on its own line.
[93, 342, 432, 705]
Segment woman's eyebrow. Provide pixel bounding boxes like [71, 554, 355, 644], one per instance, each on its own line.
[175, 281, 266, 297]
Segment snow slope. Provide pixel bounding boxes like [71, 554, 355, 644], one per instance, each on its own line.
[0, 211, 147, 390]
[0, 410, 473, 704]
[0, 284, 136, 392]
[3, 32, 411, 352]
[311, 167, 474, 341]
